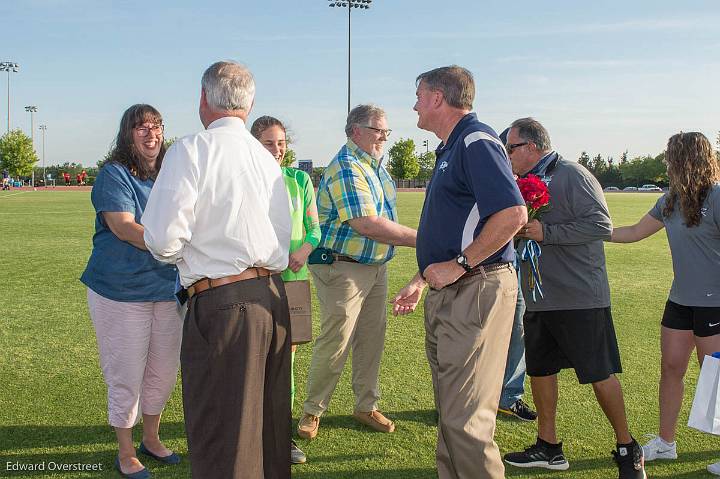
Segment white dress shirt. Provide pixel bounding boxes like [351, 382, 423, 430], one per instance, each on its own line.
[142, 116, 291, 287]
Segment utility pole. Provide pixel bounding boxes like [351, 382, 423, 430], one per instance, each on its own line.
[39, 124, 47, 186]
[25, 106, 37, 187]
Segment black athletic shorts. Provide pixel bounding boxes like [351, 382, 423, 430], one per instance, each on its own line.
[524, 307, 622, 384]
[662, 300, 720, 337]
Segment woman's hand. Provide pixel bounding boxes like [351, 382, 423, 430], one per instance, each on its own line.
[288, 243, 313, 272]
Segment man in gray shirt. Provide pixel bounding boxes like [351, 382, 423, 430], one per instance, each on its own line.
[502, 118, 646, 479]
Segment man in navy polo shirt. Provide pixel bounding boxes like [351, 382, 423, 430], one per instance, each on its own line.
[392, 65, 527, 479]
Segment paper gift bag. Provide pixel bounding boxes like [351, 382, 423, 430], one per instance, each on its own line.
[284, 280, 313, 345]
[688, 355, 720, 435]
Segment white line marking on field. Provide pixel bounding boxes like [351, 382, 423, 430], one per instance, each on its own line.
[0, 192, 29, 199]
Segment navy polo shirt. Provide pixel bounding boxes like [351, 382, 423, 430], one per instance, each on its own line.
[416, 113, 524, 273]
[80, 162, 176, 302]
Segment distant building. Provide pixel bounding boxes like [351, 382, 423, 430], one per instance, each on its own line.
[298, 159, 313, 175]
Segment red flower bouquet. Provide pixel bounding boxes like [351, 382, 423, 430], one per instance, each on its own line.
[516, 174, 551, 301]
[517, 174, 550, 220]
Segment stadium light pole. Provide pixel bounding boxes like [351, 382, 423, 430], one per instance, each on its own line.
[0, 61, 20, 133]
[328, 0, 372, 114]
[39, 124, 47, 186]
[25, 106, 37, 187]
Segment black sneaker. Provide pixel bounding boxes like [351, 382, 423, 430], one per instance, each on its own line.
[504, 437, 569, 470]
[499, 399, 537, 421]
[291, 440, 307, 464]
[613, 438, 646, 479]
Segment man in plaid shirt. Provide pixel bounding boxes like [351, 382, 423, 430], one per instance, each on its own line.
[298, 104, 417, 439]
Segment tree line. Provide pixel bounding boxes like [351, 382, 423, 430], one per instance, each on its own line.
[2, 130, 719, 188]
[383, 135, 720, 188]
[577, 150, 667, 188]
[384, 137, 672, 187]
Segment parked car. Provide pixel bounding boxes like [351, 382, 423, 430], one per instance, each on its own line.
[639, 184, 662, 192]
[623, 186, 638, 192]
[603, 186, 620, 192]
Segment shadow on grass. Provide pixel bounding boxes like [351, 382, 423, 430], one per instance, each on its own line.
[385, 409, 437, 427]
[292, 467, 436, 478]
[296, 409, 438, 434]
[496, 412, 530, 425]
[0, 422, 186, 452]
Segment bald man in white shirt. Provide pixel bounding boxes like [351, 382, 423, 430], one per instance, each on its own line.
[142, 61, 292, 479]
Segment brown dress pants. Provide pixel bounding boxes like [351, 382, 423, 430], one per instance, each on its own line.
[181, 274, 291, 479]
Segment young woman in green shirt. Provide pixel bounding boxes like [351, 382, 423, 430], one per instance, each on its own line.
[251, 116, 320, 465]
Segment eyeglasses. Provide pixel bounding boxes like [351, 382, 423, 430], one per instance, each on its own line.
[506, 142, 528, 153]
[134, 124, 164, 137]
[362, 125, 392, 137]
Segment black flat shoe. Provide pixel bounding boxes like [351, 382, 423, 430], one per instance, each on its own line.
[114, 457, 151, 479]
[138, 442, 181, 465]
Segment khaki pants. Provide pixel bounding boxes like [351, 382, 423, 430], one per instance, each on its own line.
[425, 265, 517, 479]
[303, 261, 388, 415]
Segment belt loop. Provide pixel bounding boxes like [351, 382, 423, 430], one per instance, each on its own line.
[479, 265, 487, 279]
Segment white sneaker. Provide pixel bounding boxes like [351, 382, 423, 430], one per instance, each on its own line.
[642, 434, 677, 461]
[708, 461, 720, 475]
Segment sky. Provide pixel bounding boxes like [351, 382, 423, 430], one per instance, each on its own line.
[1, 0, 719, 168]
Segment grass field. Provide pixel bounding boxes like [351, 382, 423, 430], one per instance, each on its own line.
[0, 190, 717, 478]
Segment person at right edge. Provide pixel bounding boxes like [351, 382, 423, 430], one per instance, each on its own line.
[503, 117, 646, 479]
[611, 132, 720, 476]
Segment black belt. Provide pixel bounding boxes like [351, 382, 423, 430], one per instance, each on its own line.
[333, 254, 359, 263]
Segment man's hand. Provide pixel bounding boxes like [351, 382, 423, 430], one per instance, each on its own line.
[423, 259, 464, 291]
[288, 243, 313, 272]
[391, 272, 427, 316]
[517, 219, 543, 242]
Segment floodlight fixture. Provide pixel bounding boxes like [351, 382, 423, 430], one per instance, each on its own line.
[327, 0, 373, 113]
[0, 61, 20, 133]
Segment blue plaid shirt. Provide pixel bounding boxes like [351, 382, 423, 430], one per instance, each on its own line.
[316, 139, 397, 264]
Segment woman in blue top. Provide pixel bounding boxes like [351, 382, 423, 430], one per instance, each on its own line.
[612, 132, 720, 473]
[81, 104, 182, 479]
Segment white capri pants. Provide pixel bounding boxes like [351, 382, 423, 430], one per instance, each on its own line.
[87, 288, 183, 428]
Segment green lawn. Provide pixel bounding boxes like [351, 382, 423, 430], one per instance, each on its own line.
[0, 190, 717, 478]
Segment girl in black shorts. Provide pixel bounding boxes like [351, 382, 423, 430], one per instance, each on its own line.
[612, 132, 720, 474]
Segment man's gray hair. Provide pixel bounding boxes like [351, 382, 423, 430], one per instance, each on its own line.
[416, 65, 474, 110]
[510, 117, 552, 153]
[345, 104, 386, 137]
[201, 61, 255, 112]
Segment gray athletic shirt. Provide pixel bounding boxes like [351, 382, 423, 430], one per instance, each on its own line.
[520, 155, 612, 312]
[649, 184, 720, 307]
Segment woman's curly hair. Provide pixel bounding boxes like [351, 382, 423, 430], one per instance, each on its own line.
[107, 104, 166, 180]
[663, 132, 720, 227]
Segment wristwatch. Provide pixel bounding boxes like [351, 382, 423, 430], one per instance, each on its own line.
[456, 253, 473, 272]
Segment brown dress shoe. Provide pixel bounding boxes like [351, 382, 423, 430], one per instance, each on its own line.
[352, 410, 395, 433]
[298, 413, 320, 440]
